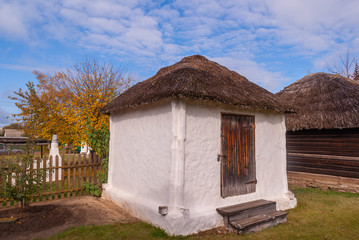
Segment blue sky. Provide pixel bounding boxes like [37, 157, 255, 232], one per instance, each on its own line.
[0, 0, 358, 127]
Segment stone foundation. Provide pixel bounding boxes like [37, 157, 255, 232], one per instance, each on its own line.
[288, 171, 359, 193]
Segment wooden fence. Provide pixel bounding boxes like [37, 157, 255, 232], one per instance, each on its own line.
[0, 153, 102, 208]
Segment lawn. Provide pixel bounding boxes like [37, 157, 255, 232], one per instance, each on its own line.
[44, 187, 359, 240]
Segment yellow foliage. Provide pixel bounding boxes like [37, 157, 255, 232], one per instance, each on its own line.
[10, 59, 132, 146]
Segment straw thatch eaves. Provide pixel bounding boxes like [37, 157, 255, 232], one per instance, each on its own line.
[276, 72, 359, 131]
[102, 55, 287, 114]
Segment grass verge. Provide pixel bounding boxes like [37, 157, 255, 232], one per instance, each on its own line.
[44, 187, 359, 240]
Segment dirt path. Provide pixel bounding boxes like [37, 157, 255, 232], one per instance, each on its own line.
[0, 196, 138, 240]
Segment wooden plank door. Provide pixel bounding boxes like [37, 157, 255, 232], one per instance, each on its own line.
[221, 114, 256, 197]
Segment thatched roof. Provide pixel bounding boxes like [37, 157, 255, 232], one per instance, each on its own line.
[102, 55, 286, 114]
[276, 72, 359, 131]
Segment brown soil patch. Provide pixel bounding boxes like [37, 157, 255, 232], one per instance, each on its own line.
[0, 205, 73, 234]
[0, 196, 138, 240]
[194, 226, 230, 236]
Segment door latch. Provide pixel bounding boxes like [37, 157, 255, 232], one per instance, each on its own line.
[245, 179, 257, 184]
[217, 154, 227, 162]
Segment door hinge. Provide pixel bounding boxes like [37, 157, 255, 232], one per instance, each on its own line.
[245, 179, 257, 184]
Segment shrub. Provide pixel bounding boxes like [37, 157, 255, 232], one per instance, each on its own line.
[0, 144, 47, 213]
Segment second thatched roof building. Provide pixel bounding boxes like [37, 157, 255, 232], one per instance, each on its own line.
[276, 72, 359, 191]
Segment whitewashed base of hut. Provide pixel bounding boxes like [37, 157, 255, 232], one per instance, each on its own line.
[102, 184, 296, 236]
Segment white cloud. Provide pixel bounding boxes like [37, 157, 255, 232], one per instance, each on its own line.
[212, 57, 290, 93]
[2, 0, 359, 56]
[55, 1, 164, 57]
[0, 63, 41, 72]
[0, 107, 10, 127]
[267, 0, 359, 53]
[0, 2, 27, 38]
[0, 63, 64, 74]
[1, 0, 359, 91]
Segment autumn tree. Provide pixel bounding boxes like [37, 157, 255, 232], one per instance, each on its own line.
[10, 59, 132, 146]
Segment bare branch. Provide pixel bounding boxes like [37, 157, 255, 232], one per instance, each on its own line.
[326, 49, 357, 78]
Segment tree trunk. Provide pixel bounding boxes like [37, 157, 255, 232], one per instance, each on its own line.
[20, 199, 24, 218]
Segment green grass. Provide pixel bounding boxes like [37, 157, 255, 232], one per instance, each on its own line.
[44, 187, 359, 240]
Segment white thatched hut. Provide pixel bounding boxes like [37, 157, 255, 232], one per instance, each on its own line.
[102, 55, 296, 235]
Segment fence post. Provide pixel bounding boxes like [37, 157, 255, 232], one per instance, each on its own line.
[72, 154, 76, 195]
[78, 154, 81, 194]
[49, 135, 62, 181]
[55, 155, 59, 196]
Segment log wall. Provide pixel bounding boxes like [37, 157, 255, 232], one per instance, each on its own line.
[286, 128, 359, 179]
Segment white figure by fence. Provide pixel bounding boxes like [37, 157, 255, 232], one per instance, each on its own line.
[32, 134, 62, 182]
[80, 142, 91, 155]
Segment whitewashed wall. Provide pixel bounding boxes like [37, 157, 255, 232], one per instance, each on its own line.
[103, 100, 296, 236]
[104, 103, 173, 225]
[182, 102, 295, 233]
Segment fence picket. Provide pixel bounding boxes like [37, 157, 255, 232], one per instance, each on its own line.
[83, 153, 87, 183]
[72, 154, 76, 195]
[55, 156, 59, 193]
[89, 152, 93, 183]
[49, 156, 53, 192]
[67, 155, 70, 193]
[0, 152, 101, 208]
[61, 156, 65, 195]
[36, 156, 41, 202]
[78, 154, 82, 193]
[30, 157, 35, 204]
[40, 156, 46, 193]
[93, 154, 97, 185]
